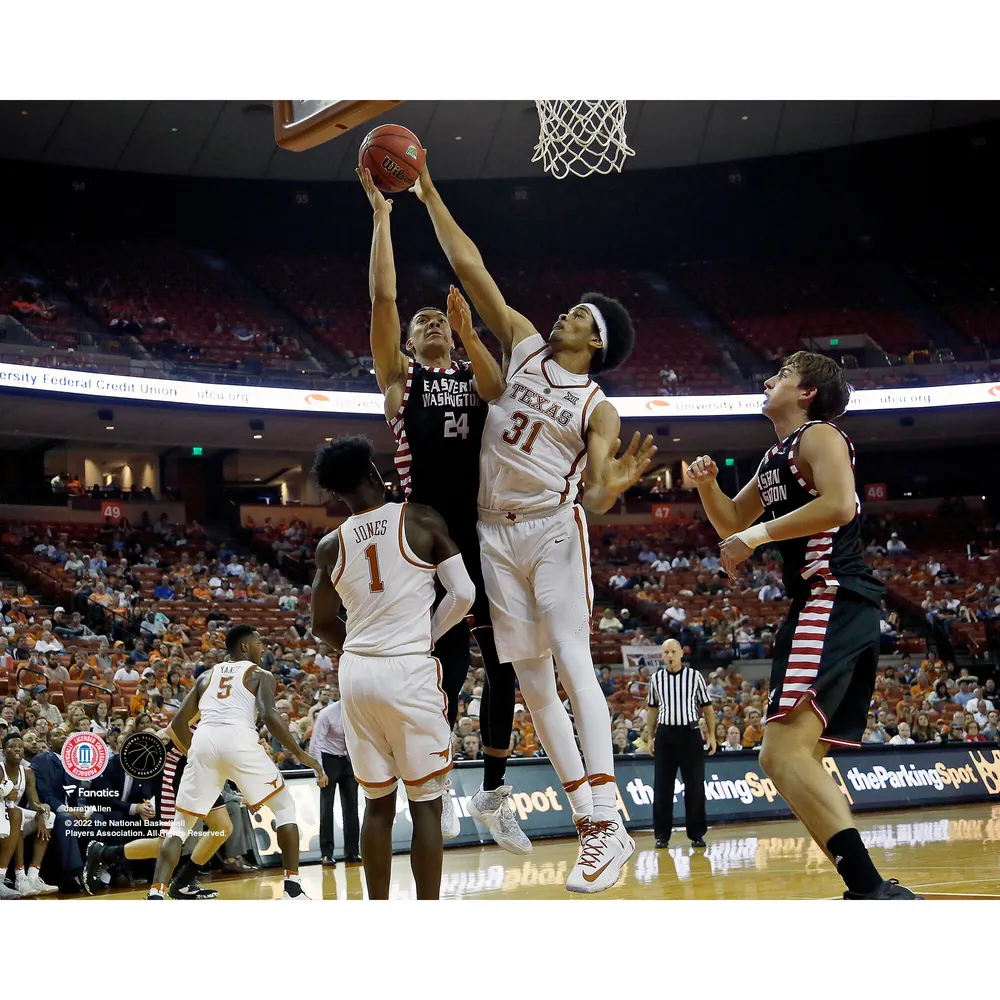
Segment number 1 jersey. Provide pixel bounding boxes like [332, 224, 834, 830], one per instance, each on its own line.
[389, 358, 487, 521]
[331, 501, 437, 657]
[479, 333, 605, 518]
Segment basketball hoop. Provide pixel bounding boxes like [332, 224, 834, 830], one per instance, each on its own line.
[532, 100, 635, 179]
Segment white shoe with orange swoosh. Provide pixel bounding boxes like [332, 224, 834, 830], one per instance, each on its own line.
[566, 813, 635, 894]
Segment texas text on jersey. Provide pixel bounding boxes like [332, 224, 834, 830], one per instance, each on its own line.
[479, 334, 604, 517]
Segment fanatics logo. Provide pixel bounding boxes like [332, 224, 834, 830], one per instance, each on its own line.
[564, 391, 580, 405]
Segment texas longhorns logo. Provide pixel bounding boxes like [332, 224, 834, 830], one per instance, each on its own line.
[430, 747, 451, 760]
[968, 749, 1000, 795]
[266, 775, 281, 789]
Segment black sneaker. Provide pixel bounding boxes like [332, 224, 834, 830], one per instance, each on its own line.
[168, 880, 220, 900]
[844, 878, 923, 900]
[654, 839, 670, 849]
[83, 842, 106, 896]
[691, 838, 707, 848]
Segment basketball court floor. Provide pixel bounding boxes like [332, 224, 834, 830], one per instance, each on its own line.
[73, 802, 1000, 900]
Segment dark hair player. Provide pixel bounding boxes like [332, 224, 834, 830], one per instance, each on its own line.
[689, 351, 920, 900]
[356, 166, 529, 854]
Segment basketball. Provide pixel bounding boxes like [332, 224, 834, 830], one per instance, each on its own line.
[358, 124, 425, 194]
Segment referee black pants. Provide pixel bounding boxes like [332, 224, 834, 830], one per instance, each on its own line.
[319, 753, 359, 860]
[653, 724, 707, 842]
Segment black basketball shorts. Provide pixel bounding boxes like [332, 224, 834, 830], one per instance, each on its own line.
[764, 584, 880, 747]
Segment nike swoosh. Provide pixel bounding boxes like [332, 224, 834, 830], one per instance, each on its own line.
[554, 537, 567, 544]
[582, 858, 614, 883]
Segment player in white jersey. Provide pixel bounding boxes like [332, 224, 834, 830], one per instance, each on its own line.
[413, 165, 656, 893]
[1, 731, 58, 896]
[309, 435, 475, 900]
[146, 625, 327, 900]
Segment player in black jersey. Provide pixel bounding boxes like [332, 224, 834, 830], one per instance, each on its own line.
[357, 167, 530, 854]
[690, 351, 919, 900]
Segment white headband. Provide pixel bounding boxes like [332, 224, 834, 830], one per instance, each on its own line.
[578, 302, 607, 355]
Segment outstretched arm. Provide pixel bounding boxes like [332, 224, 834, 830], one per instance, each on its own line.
[446, 285, 505, 402]
[412, 166, 536, 355]
[358, 167, 408, 396]
[310, 532, 347, 652]
[581, 401, 657, 515]
[718, 424, 858, 577]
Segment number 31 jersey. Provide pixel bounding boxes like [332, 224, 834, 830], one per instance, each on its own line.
[479, 334, 605, 518]
[389, 358, 486, 522]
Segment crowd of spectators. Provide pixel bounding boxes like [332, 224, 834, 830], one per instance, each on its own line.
[1, 494, 996, 896]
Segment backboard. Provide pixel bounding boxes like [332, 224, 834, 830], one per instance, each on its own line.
[273, 100, 402, 151]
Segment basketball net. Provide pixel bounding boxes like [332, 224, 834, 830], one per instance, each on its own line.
[532, 100, 635, 179]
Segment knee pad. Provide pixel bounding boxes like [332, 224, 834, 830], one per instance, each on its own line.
[269, 786, 297, 828]
[361, 780, 397, 802]
[406, 772, 448, 803]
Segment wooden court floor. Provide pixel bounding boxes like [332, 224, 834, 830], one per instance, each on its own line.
[78, 802, 1000, 900]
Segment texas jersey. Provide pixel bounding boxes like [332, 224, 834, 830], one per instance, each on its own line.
[757, 420, 884, 605]
[332, 501, 437, 657]
[197, 660, 258, 730]
[479, 334, 605, 517]
[388, 358, 487, 519]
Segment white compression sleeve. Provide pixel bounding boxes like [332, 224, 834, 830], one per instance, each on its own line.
[431, 553, 475, 644]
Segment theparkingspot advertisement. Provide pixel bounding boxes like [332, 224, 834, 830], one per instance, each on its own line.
[248, 743, 1000, 864]
[2, 361, 999, 418]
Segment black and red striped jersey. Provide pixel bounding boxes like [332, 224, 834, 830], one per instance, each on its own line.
[756, 420, 884, 606]
[387, 357, 486, 522]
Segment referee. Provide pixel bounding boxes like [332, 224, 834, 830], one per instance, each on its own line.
[647, 638, 717, 849]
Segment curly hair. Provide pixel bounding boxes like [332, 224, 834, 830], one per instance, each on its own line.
[310, 435, 376, 495]
[580, 292, 636, 374]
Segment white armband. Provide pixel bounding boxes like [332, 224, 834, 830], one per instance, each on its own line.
[734, 522, 772, 551]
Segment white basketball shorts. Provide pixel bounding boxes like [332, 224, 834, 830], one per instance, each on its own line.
[338, 651, 452, 802]
[174, 725, 285, 817]
[477, 503, 594, 663]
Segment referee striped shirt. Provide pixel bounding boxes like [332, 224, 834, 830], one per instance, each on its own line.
[648, 666, 710, 726]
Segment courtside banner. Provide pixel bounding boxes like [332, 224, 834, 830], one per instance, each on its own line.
[1, 362, 998, 418]
[248, 744, 1000, 865]
[621, 645, 664, 670]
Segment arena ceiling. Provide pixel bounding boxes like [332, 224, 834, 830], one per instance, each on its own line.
[2, 100, 1000, 182]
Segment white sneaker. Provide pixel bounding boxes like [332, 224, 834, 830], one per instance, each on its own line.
[566, 813, 635, 894]
[14, 873, 39, 898]
[468, 785, 532, 855]
[440, 779, 461, 840]
[0, 881, 23, 900]
[27, 873, 59, 895]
